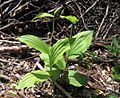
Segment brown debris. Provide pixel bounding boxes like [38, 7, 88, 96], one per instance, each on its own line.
[0, 0, 120, 97]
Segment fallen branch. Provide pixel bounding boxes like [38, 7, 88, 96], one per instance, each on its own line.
[0, 45, 27, 54]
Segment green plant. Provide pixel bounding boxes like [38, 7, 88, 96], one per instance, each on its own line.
[16, 30, 93, 89]
[33, 7, 78, 44]
[107, 92, 120, 98]
[105, 37, 120, 80]
[105, 37, 120, 57]
[16, 7, 93, 91]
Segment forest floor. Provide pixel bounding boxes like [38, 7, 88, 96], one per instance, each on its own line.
[0, 0, 120, 98]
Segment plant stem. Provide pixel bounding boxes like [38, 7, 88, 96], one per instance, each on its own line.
[70, 24, 73, 38]
[52, 81, 73, 98]
[60, 56, 69, 84]
[52, 18, 55, 33]
[50, 18, 55, 45]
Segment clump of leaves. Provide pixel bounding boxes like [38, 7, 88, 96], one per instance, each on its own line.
[16, 7, 93, 90]
[105, 37, 120, 57]
[105, 37, 120, 81]
[16, 30, 93, 89]
[107, 92, 120, 98]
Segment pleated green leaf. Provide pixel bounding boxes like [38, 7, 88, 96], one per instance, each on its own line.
[111, 67, 120, 80]
[60, 15, 78, 23]
[68, 70, 88, 87]
[47, 67, 62, 81]
[49, 38, 70, 66]
[55, 56, 66, 70]
[17, 35, 49, 54]
[67, 30, 93, 58]
[16, 70, 50, 89]
[40, 53, 50, 66]
[54, 6, 63, 15]
[40, 53, 66, 70]
[33, 12, 54, 20]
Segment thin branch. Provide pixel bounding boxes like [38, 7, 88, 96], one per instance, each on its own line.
[0, 21, 35, 31]
[103, 16, 119, 39]
[83, 0, 99, 15]
[0, 45, 27, 54]
[0, 0, 14, 8]
[0, 58, 22, 66]
[95, 5, 109, 39]
[0, 39, 20, 44]
[72, 1, 87, 29]
[7, 0, 23, 16]
[0, 22, 14, 31]
[10, 2, 29, 17]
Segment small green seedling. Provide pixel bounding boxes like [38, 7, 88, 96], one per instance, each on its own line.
[16, 30, 93, 89]
[33, 7, 78, 44]
[105, 37, 120, 81]
[107, 92, 119, 98]
[105, 37, 120, 57]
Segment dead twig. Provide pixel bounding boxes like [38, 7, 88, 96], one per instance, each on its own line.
[95, 5, 109, 39]
[103, 16, 119, 39]
[0, 74, 11, 82]
[18, 6, 44, 20]
[83, 0, 100, 15]
[10, 2, 29, 17]
[72, 0, 87, 29]
[0, 0, 14, 8]
[33, 60, 44, 70]
[7, 0, 23, 16]
[0, 58, 22, 66]
[0, 22, 14, 31]
[0, 45, 27, 54]
[0, 39, 20, 44]
[0, 21, 35, 31]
